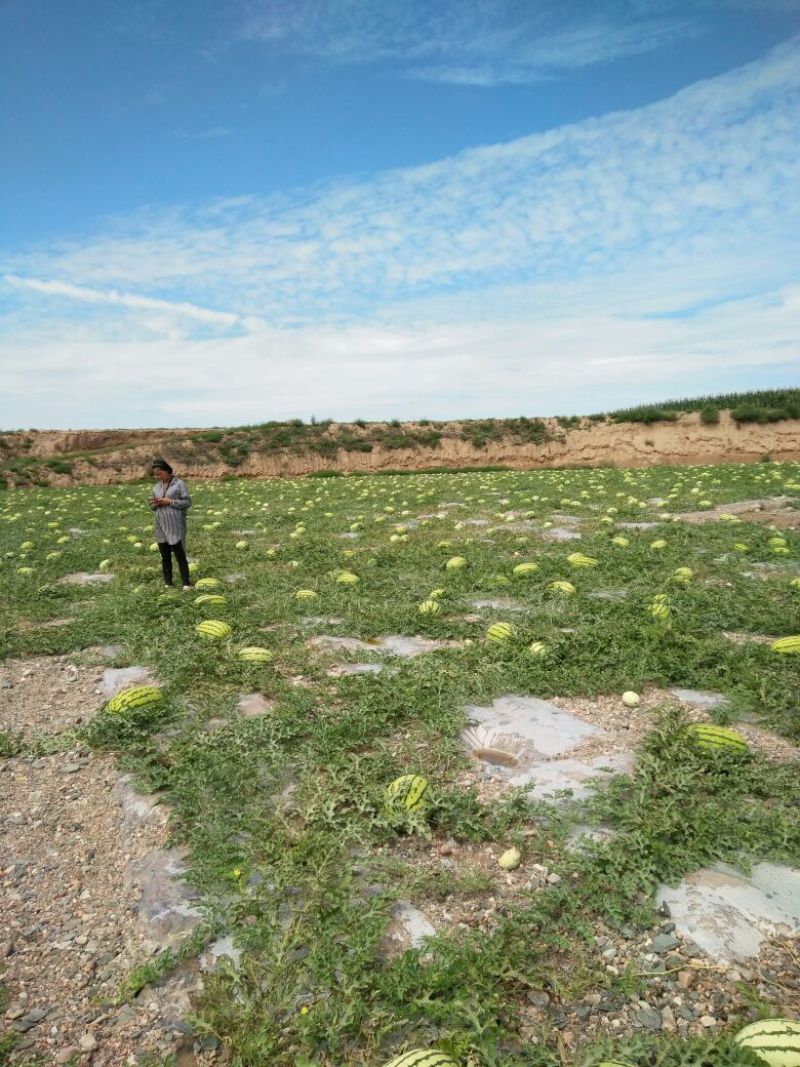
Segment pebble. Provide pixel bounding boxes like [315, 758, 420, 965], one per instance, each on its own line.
[652, 933, 680, 953]
[700, 1015, 717, 1028]
[79, 1033, 98, 1051]
[677, 969, 696, 989]
[635, 1006, 663, 1031]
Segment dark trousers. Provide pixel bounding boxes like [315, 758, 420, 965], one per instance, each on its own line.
[158, 540, 191, 586]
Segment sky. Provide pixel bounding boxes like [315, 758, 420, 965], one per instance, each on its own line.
[1, 0, 799, 429]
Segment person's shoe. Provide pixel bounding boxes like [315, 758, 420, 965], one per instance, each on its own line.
[182, 584, 193, 591]
[164, 583, 173, 588]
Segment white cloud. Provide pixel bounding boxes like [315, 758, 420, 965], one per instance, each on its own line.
[239, 0, 702, 84]
[1, 39, 798, 427]
[3, 274, 249, 328]
[2, 282, 797, 427]
[6, 37, 797, 319]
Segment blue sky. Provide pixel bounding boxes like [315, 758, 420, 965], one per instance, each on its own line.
[1, 1, 799, 429]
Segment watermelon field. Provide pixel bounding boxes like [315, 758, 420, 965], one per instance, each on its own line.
[1, 460, 800, 1067]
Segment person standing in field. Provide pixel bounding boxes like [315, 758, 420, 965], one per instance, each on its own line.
[150, 459, 193, 589]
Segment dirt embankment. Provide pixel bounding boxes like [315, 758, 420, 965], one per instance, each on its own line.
[2, 412, 799, 486]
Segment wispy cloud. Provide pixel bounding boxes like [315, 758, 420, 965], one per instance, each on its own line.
[1, 39, 798, 426]
[7, 37, 797, 320]
[240, 0, 702, 85]
[171, 126, 235, 140]
[3, 274, 250, 328]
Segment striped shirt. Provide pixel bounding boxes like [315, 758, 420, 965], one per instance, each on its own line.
[151, 476, 192, 546]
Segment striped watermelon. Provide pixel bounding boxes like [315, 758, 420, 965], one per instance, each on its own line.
[445, 556, 466, 570]
[386, 774, 431, 815]
[194, 593, 227, 607]
[237, 646, 273, 663]
[771, 636, 800, 655]
[195, 620, 232, 639]
[734, 1019, 800, 1067]
[295, 589, 318, 600]
[336, 571, 360, 584]
[487, 622, 514, 643]
[685, 723, 749, 755]
[567, 552, 598, 567]
[596, 1062, 635, 1067]
[512, 562, 538, 576]
[418, 599, 441, 616]
[195, 577, 221, 589]
[383, 1049, 459, 1067]
[547, 580, 576, 596]
[106, 685, 163, 715]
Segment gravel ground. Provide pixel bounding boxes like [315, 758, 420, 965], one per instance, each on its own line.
[3, 651, 797, 1064]
[0, 655, 220, 1066]
[547, 689, 800, 765]
[0, 654, 103, 736]
[673, 497, 799, 529]
[382, 836, 800, 1051]
[458, 686, 799, 812]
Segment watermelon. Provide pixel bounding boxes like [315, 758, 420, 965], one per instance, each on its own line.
[237, 646, 273, 663]
[512, 562, 538, 576]
[106, 685, 163, 715]
[771, 636, 800, 655]
[418, 599, 441, 616]
[547, 580, 576, 596]
[196, 620, 232, 640]
[386, 774, 431, 815]
[194, 593, 227, 607]
[567, 552, 598, 567]
[195, 577, 221, 589]
[383, 1050, 459, 1067]
[685, 723, 748, 755]
[734, 1019, 800, 1067]
[487, 622, 514, 643]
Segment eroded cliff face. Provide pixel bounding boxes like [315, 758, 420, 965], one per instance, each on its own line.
[2, 411, 799, 486]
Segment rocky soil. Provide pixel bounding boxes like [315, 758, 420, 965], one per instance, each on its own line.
[2, 655, 799, 1064]
[379, 832, 800, 1050]
[0, 654, 220, 1065]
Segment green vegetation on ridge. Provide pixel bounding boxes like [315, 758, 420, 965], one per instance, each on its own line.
[2, 388, 799, 489]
